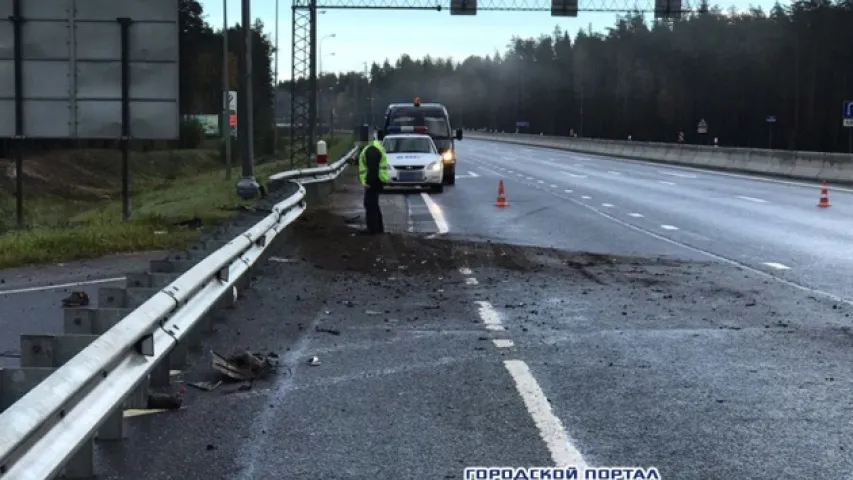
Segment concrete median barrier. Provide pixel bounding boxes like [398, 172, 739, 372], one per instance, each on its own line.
[466, 131, 853, 184]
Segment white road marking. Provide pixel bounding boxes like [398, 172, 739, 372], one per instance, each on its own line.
[737, 195, 767, 203]
[660, 225, 679, 230]
[660, 171, 696, 179]
[608, 171, 621, 175]
[628, 213, 644, 218]
[659, 180, 676, 186]
[475, 300, 503, 328]
[763, 262, 791, 270]
[465, 277, 479, 285]
[493, 339, 515, 348]
[459, 267, 473, 275]
[270, 257, 292, 263]
[573, 164, 583, 167]
[486, 325, 506, 331]
[526, 176, 533, 180]
[420, 193, 449, 235]
[517, 173, 524, 176]
[601, 203, 614, 207]
[508, 170, 514, 174]
[564, 189, 573, 193]
[504, 359, 589, 468]
[0, 277, 126, 295]
[468, 171, 480, 177]
[562, 172, 587, 179]
[550, 184, 557, 188]
[538, 180, 545, 184]
[581, 195, 591, 200]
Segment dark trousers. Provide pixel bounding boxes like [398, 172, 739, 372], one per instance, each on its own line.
[363, 185, 384, 233]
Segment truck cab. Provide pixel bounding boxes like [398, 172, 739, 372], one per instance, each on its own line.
[379, 98, 463, 185]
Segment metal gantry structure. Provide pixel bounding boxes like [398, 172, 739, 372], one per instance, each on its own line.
[289, 0, 692, 168]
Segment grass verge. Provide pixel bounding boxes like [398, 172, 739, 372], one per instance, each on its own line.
[0, 136, 355, 269]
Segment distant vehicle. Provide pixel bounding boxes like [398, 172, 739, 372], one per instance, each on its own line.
[379, 97, 463, 186]
[381, 129, 444, 193]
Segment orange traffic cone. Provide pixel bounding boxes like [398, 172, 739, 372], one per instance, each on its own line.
[818, 181, 831, 208]
[496, 180, 509, 207]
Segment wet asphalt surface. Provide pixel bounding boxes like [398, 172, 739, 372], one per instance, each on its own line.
[92, 147, 853, 480]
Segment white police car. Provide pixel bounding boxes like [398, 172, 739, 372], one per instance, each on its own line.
[381, 127, 444, 193]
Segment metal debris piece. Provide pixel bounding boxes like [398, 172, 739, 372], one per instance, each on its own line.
[315, 326, 341, 335]
[61, 291, 89, 308]
[187, 380, 222, 392]
[308, 356, 321, 366]
[211, 350, 279, 382]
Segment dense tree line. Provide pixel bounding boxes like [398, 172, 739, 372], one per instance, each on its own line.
[300, 0, 853, 153]
[1, 0, 275, 156]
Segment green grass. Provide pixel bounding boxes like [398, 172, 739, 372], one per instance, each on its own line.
[0, 136, 355, 269]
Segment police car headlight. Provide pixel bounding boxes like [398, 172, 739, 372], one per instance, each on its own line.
[441, 151, 454, 162]
[428, 161, 441, 172]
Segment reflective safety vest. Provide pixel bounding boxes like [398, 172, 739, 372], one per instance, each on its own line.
[358, 140, 390, 186]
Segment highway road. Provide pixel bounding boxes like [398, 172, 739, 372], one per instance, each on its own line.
[0, 252, 163, 367]
[94, 140, 853, 479]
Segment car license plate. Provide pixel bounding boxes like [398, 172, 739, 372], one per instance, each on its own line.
[398, 171, 424, 182]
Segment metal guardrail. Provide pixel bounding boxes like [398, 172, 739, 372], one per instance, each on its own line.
[0, 146, 358, 480]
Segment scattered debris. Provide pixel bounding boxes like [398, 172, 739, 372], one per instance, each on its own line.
[211, 350, 280, 382]
[308, 356, 321, 366]
[316, 326, 341, 335]
[61, 291, 89, 308]
[187, 380, 223, 392]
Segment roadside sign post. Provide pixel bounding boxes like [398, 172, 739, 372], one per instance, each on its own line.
[844, 101, 853, 153]
[766, 115, 777, 149]
[697, 119, 708, 144]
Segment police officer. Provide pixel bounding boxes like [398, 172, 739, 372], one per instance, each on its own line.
[358, 136, 390, 234]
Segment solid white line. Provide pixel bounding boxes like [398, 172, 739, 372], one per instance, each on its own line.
[0, 277, 126, 295]
[493, 339, 514, 348]
[628, 213, 644, 218]
[504, 359, 589, 468]
[659, 180, 676, 185]
[475, 300, 502, 327]
[601, 203, 614, 207]
[420, 193, 449, 235]
[465, 277, 479, 285]
[468, 171, 480, 177]
[660, 225, 679, 230]
[660, 171, 696, 179]
[737, 195, 767, 203]
[459, 267, 473, 275]
[763, 262, 791, 270]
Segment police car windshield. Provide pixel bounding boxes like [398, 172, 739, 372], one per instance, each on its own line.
[388, 109, 451, 138]
[383, 137, 434, 154]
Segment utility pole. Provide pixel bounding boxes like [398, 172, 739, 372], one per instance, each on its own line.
[236, 0, 260, 199]
[222, 0, 232, 179]
[272, 0, 279, 155]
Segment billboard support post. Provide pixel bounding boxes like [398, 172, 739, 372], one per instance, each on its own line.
[11, 0, 24, 227]
[119, 17, 132, 221]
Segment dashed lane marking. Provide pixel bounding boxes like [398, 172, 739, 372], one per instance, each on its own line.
[475, 300, 503, 328]
[660, 225, 679, 230]
[608, 171, 621, 175]
[628, 213, 644, 218]
[465, 278, 479, 285]
[601, 203, 614, 208]
[538, 180, 545, 184]
[459, 267, 473, 275]
[504, 359, 589, 469]
[581, 195, 591, 200]
[562, 172, 588, 179]
[564, 189, 573, 193]
[737, 195, 767, 203]
[763, 262, 791, 270]
[468, 171, 480, 177]
[493, 339, 515, 348]
[660, 171, 696, 179]
[550, 184, 557, 188]
[659, 180, 676, 186]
